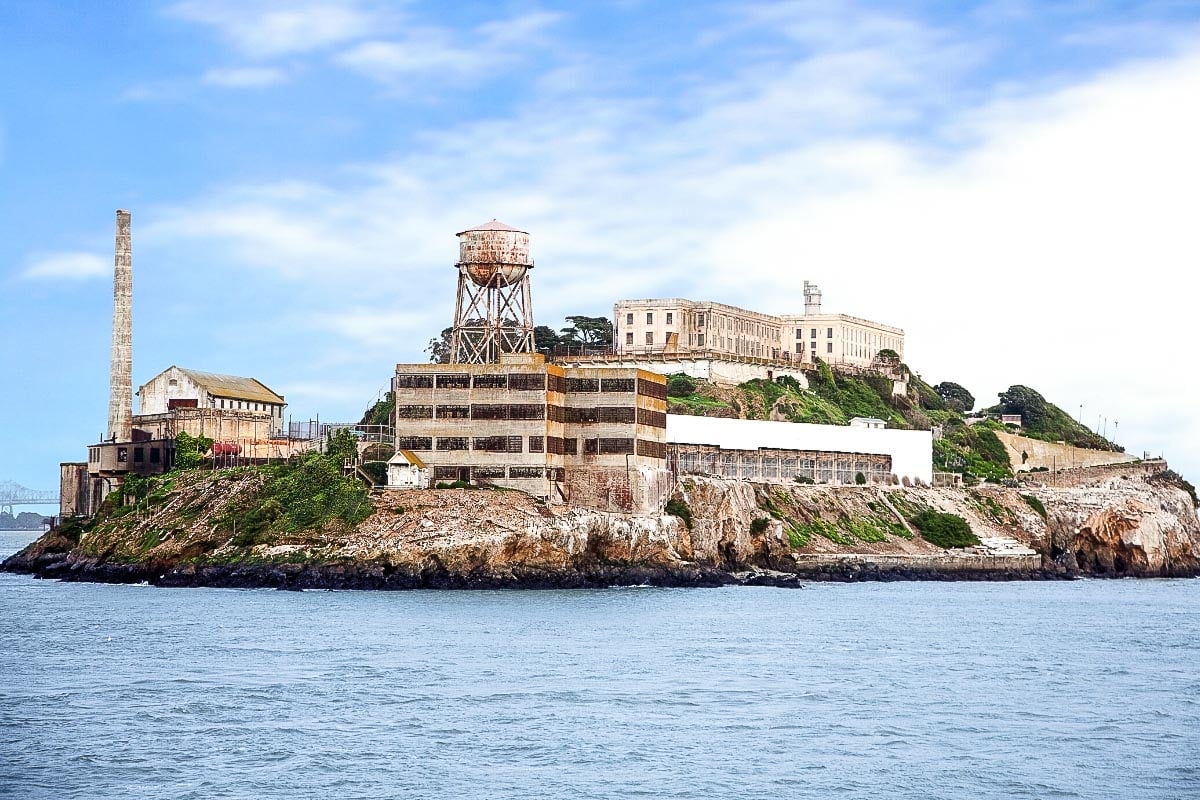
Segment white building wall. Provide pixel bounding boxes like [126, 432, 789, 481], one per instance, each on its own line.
[665, 414, 932, 484]
[780, 314, 905, 368]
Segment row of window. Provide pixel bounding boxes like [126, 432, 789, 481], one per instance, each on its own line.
[213, 398, 276, 412]
[433, 466, 567, 481]
[395, 404, 667, 427]
[90, 445, 165, 465]
[394, 373, 646, 394]
[795, 341, 835, 354]
[623, 310, 779, 339]
[796, 328, 835, 339]
[398, 435, 661, 457]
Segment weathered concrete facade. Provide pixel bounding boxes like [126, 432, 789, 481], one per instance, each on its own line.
[138, 366, 286, 436]
[614, 292, 905, 370]
[391, 353, 670, 511]
[668, 444, 893, 484]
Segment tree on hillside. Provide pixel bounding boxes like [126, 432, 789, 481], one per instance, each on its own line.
[560, 316, 613, 347]
[935, 381, 975, 413]
[995, 385, 1048, 427]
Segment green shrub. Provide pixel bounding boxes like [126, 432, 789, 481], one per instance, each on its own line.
[175, 431, 214, 470]
[436, 480, 474, 489]
[665, 498, 693, 528]
[910, 510, 979, 548]
[666, 374, 698, 397]
[1021, 494, 1048, 519]
[855, 472, 867, 485]
[750, 517, 770, 535]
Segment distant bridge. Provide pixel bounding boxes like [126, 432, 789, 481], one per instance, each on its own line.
[0, 481, 59, 514]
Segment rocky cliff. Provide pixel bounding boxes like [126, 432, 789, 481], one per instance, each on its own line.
[6, 462, 1198, 588]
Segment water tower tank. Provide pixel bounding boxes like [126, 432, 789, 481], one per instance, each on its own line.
[456, 220, 532, 287]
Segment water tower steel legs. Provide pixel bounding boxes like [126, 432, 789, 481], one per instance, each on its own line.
[449, 269, 534, 364]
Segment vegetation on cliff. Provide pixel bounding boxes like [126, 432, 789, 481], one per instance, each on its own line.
[77, 433, 372, 563]
[667, 361, 1125, 486]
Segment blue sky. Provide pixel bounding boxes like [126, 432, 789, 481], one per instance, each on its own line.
[3, 0, 1199, 507]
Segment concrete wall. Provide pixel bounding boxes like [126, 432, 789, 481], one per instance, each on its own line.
[995, 431, 1139, 473]
[59, 463, 89, 518]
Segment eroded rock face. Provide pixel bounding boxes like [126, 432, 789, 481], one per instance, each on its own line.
[5, 466, 1198, 587]
[1041, 485, 1200, 577]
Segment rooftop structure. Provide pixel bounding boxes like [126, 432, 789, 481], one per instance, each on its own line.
[450, 220, 535, 363]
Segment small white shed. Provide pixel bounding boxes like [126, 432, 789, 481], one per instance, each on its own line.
[849, 416, 886, 430]
[387, 450, 430, 489]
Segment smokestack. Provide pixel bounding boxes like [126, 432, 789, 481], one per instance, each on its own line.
[107, 209, 133, 443]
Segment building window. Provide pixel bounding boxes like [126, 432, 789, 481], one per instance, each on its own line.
[528, 436, 544, 452]
[666, 312, 673, 325]
[435, 437, 469, 451]
[810, 328, 817, 338]
[796, 343, 802, 354]
[697, 334, 705, 347]
[827, 342, 833, 353]
[397, 437, 433, 450]
[827, 328, 833, 337]
[646, 312, 653, 324]
[117, 447, 128, 463]
[796, 329, 803, 339]
[626, 313, 633, 325]
[697, 314, 705, 327]
[134, 448, 144, 463]
[626, 332, 634, 345]
[645, 332, 653, 345]
[150, 448, 160, 464]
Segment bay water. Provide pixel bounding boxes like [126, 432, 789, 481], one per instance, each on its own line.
[2, 530, 1198, 799]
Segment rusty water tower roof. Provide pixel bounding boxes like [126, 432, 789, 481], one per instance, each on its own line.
[457, 219, 527, 235]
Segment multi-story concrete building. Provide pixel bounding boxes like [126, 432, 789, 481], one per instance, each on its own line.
[613, 299, 784, 361]
[613, 282, 904, 370]
[391, 352, 671, 512]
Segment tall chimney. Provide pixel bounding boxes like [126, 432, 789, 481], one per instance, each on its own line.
[107, 209, 133, 443]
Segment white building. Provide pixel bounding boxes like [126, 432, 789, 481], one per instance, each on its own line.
[666, 414, 932, 485]
[137, 366, 286, 434]
[613, 282, 903, 370]
[387, 450, 430, 488]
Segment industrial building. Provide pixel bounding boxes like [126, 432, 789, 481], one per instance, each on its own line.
[59, 212, 295, 518]
[135, 366, 286, 443]
[613, 281, 904, 371]
[390, 221, 672, 512]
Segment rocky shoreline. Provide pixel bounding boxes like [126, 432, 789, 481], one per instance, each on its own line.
[3, 541, 1067, 590]
[6, 465, 1198, 590]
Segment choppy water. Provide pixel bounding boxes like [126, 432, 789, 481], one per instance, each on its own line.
[2, 530, 1198, 799]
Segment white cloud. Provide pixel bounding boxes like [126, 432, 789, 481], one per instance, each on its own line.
[168, 0, 383, 58]
[135, 11, 1200, 475]
[334, 11, 562, 85]
[20, 252, 109, 280]
[201, 66, 289, 88]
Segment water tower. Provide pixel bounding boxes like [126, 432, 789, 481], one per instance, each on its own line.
[449, 220, 535, 363]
